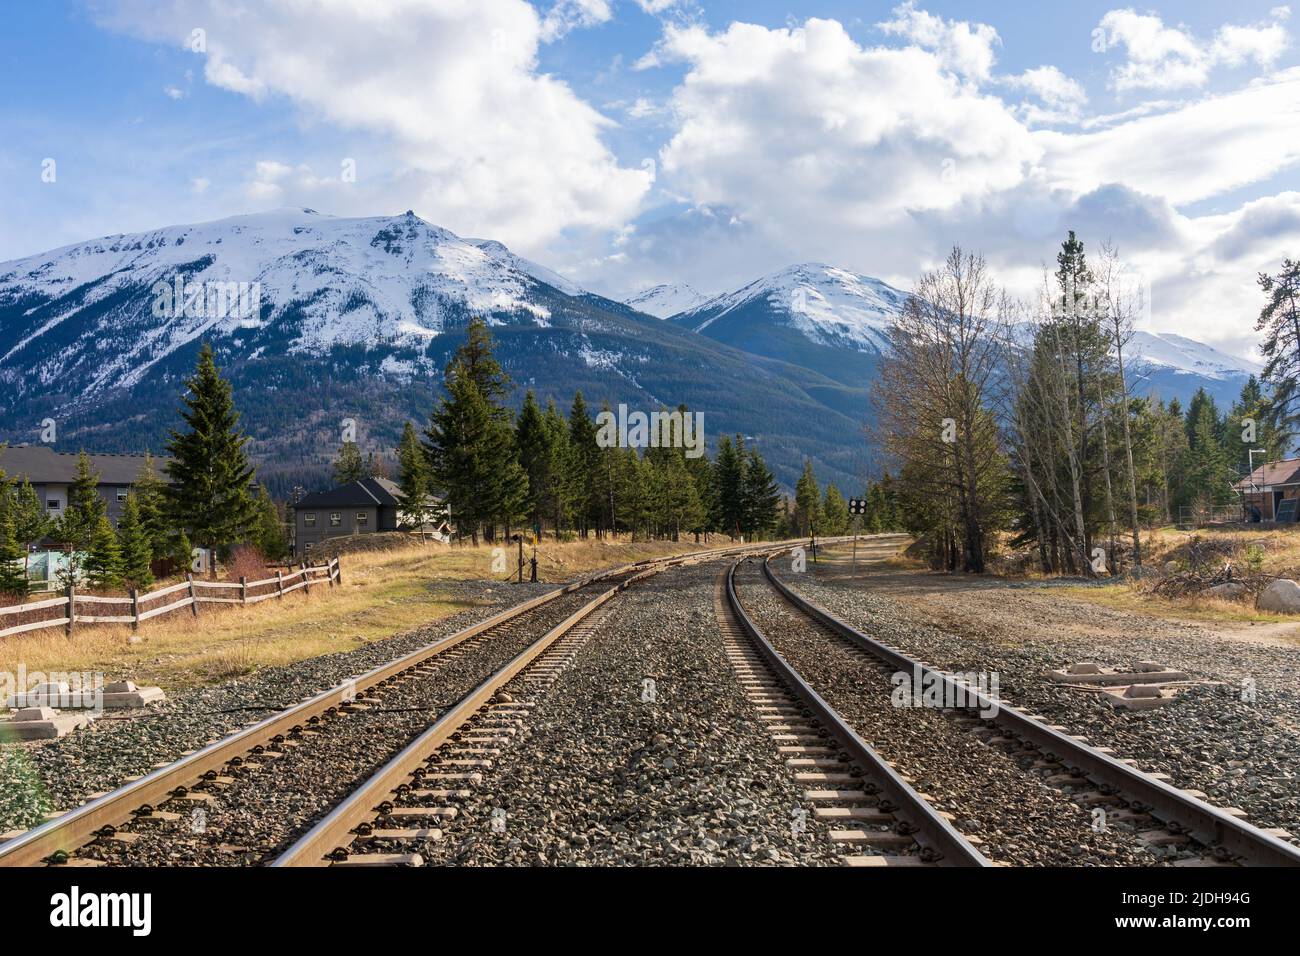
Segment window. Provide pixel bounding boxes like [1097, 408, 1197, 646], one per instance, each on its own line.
[117, 489, 129, 502]
[356, 512, 368, 527]
[47, 500, 60, 511]
[330, 513, 341, 527]
[303, 513, 317, 527]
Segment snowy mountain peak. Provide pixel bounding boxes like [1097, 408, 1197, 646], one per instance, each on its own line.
[626, 283, 710, 319]
[677, 261, 911, 353]
[1127, 331, 1260, 381]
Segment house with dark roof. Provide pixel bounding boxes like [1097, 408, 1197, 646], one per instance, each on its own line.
[1233, 458, 1300, 521]
[292, 477, 446, 553]
[0, 445, 164, 530]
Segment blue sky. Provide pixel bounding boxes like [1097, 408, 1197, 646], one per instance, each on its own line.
[2, 1, 1299, 358]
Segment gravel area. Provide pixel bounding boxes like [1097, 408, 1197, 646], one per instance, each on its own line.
[787, 554, 1300, 843]
[733, 560, 1169, 866]
[418, 560, 844, 866]
[0, 580, 559, 836]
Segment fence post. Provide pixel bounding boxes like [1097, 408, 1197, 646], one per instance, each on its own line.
[240, 576, 248, 606]
[276, 570, 285, 600]
[65, 582, 75, 638]
[334, 557, 343, 586]
[130, 587, 141, 629]
[325, 559, 334, 588]
[302, 561, 312, 595]
[187, 573, 199, 617]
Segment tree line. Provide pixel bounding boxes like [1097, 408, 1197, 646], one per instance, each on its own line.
[873, 233, 1296, 575]
[0, 343, 286, 596]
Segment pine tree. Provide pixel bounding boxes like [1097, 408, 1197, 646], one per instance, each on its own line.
[164, 343, 259, 572]
[515, 391, 553, 536]
[10, 478, 50, 581]
[713, 435, 745, 539]
[83, 515, 124, 590]
[1256, 258, 1300, 448]
[116, 495, 154, 590]
[333, 441, 366, 484]
[543, 398, 573, 538]
[132, 454, 171, 561]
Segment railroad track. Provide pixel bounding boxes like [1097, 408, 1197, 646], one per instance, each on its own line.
[744, 551, 1300, 868]
[0, 538, 832, 868]
[721, 561, 989, 867]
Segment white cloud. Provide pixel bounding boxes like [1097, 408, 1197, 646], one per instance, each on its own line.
[96, 0, 650, 249]
[1002, 65, 1088, 124]
[877, 1, 1000, 82]
[539, 0, 613, 42]
[1098, 8, 1290, 92]
[635, 0, 684, 13]
[163, 85, 186, 100]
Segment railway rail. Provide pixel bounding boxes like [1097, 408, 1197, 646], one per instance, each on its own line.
[0, 538, 839, 868]
[721, 561, 990, 867]
[750, 550, 1300, 868]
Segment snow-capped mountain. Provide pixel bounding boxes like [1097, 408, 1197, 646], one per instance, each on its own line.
[672, 263, 908, 354]
[626, 283, 710, 319]
[1126, 331, 1259, 380]
[0, 210, 870, 493]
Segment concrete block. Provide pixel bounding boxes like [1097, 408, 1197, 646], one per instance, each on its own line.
[2, 707, 93, 740]
[101, 681, 166, 710]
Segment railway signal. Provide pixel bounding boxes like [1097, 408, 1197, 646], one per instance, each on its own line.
[848, 498, 867, 574]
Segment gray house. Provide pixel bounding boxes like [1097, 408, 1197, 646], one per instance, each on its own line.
[0, 445, 161, 531]
[292, 477, 445, 554]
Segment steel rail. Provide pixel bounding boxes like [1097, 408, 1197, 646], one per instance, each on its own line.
[0, 538, 834, 867]
[726, 559, 990, 867]
[761, 553, 1300, 867]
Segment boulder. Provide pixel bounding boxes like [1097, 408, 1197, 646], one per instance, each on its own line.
[1256, 578, 1300, 613]
[1207, 582, 1247, 600]
[1163, 561, 1179, 574]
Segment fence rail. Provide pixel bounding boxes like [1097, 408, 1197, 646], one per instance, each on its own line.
[0, 558, 341, 640]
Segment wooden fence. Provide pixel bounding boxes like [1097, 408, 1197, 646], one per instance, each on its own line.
[0, 558, 342, 640]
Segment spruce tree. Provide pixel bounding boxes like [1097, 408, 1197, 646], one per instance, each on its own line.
[117, 495, 154, 590]
[740, 448, 781, 540]
[567, 392, 600, 537]
[0, 511, 28, 597]
[1256, 258, 1300, 447]
[543, 398, 573, 538]
[794, 459, 821, 536]
[59, 451, 106, 552]
[332, 441, 366, 484]
[713, 436, 745, 538]
[822, 483, 850, 535]
[84, 515, 124, 590]
[10, 478, 50, 581]
[397, 421, 431, 529]
[132, 454, 171, 561]
[515, 391, 552, 536]
[164, 343, 259, 572]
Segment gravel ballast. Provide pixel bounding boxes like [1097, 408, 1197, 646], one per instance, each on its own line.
[785, 553, 1300, 845]
[417, 560, 844, 866]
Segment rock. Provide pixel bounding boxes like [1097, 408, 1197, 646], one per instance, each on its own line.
[1207, 582, 1247, 600]
[1257, 578, 1300, 613]
[1163, 561, 1179, 574]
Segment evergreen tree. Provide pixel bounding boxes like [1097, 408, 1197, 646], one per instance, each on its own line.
[543, 398, 574, 538]
[740, 447, 781, 539]
[59, 451, 106, 551]
[0, 511, 27, 597]
[1256, 258, 1300, 449]
[132, 454, 171, 561]
[252, 485, 288, 560]
[713, 435, 746, 539]
[83, 515, 124, 590]
[116, 495, 154, 590]
[10, 478, 50, 581]
[165, 343, 259, 571]
[397, 421, 433, 529]
[332, 441, 366, 484]
[515, 391, 553, 536]
[567, 392, 601, 538]
[822, 483, 850, 535]
[794, 459, 821, 536]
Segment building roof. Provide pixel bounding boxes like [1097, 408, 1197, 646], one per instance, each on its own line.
[1235, 457, 1300, 491]
[295, 477, 439, 509]
[0, 445, 164, 485]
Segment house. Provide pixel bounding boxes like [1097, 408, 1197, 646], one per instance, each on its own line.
[1234, 458, 1300, 521]
[291, 477, 446, 554]
[0, 445, 163, 529]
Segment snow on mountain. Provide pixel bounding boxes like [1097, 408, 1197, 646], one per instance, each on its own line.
[0, 208, 583, 394]
[675, 263, 909, 353]
[625, 283, 710, 319]
[1126, 331, 1260, 380]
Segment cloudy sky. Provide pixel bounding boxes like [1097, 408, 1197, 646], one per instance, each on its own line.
[2, 1, 1298, 360]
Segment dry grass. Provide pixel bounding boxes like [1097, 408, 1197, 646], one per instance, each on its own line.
[0, 536, 727, 690]
[1056, 583, 1293, 624]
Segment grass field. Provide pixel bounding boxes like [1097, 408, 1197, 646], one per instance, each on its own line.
[0, 537, 729, 691]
